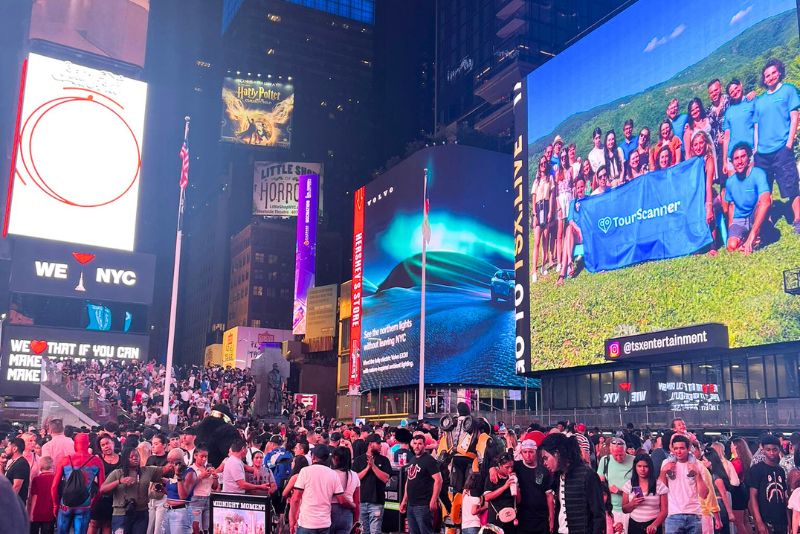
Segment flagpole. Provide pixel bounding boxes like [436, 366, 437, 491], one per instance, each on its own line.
[418, 168, 428, 421]
[162, 116, 190, 426]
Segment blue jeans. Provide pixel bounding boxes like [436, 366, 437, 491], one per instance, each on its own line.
[188, 495, 210, 531]
[462, 528, 481, 534]
[57, 508, 91, 534]
[162, 507, 190, 534]
[407, 505, 433, 534]
[359, 503, 385, 534]
[331, 503, 354, 534]
[297, 527, 331, 534]
[664, 514, 702, 534]
[111, 511, 149, 534]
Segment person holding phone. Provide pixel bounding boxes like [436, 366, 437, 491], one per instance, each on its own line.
[623, 454, 668, 534]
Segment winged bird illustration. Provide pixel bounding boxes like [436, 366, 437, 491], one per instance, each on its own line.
[222, 88, 294, 146]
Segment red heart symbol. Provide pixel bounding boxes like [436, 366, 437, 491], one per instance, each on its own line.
[619, 382, 631, 392]
[31, 340, 48, 355]
[72, 252, 96, 265]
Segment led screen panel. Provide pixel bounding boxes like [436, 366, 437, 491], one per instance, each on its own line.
[220, 78, 294, 148]
[6, 53, 147, 251]
[515, 0, 800, 372]
[351, 145, 530, 391]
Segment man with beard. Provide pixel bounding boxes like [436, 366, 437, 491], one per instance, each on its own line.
[724, 143, 771, 255]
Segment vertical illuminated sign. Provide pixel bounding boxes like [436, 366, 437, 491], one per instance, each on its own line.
[348, 187, 365, 395]
[292, 174, 319, 335]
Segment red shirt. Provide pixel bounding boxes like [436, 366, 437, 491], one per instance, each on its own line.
[30, 472, 55, 522]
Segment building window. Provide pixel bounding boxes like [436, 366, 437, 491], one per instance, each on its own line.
[255, 253, 265, 263]
[251, 320, 261, 327]
[266, 288, 277, 298]
[280, 288, 292, 299]
[730, 359, 748, 400]
[748, 357, 765, 400]
[268, 254, 278, 264]
[776, 354, 800, 397]
[253, 286, 263, 296]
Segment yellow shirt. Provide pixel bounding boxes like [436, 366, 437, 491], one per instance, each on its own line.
[698, 464, 720, 515]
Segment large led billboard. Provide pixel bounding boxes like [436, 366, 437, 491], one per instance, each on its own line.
[352, 145, 528, 391]
[29, 0, 150, 68]
[514, 0, 800, 373]
[220, 78, 294, 148]
[5, 53, 147, 251]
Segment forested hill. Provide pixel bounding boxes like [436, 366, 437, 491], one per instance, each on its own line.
[528, 9, 799, 168]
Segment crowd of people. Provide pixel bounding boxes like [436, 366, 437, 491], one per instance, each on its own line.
[43, 359, 262, 429]
[530, 58, 800, 286]
[3, 407, 800, 534]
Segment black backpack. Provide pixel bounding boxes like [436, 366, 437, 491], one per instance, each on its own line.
[61, 456, 96, 507]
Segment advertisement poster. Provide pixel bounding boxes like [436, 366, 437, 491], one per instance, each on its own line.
[306, 284, 338, 338]
[252, 161, 323, 217]
[354, 145, 529, 391]
[6, 53, 147, 251]
[292, 174, 320, 335]
[520, 0, 800, 371]
[220, 77, 294, 148]
[210, 493, 269, 534]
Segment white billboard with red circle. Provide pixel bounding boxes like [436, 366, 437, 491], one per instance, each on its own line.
[5, 53, 147, 251]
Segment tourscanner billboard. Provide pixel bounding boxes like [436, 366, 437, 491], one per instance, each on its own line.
[5, 53, 147, 251]
[514, 0, 800, 373]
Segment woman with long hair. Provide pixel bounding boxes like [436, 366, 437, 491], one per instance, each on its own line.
[89, 434, 121, 534]
[602, 130, 626, 187]
[729, 438, 752, 534]
[654, 145, 673, 171]
[531, 155, 553, 283]
[624, 149, 645, 182]
[622, 454, 668, 534]
[555, 147, 573, 273]
[650, 120, 681, 169]
[683, 97, 712, 153]
[540, 433, 606, 534]
[689, 130, 724, 248]
[483, 452, 519, 534]
[635, 128, 651, 173]
[578, 158, 594, 196]
[330, 447, 360, 534]
[702, 447, 733, 534]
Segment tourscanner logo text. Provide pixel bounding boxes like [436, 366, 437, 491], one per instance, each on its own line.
[595, 201, 682, 234]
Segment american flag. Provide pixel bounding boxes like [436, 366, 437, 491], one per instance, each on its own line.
[179, 141, 189, 190]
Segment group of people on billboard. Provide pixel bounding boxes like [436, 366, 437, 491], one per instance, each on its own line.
[530, 58, 799, 286]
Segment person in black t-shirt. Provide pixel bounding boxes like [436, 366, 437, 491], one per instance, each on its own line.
[4, 437, 31, 504]
[516, 440, 553, 534]
[747, 435, 789, 533]
[353, 434, 392, 534]
[483, 453, 519, 534]
[400, 435, 442, 534]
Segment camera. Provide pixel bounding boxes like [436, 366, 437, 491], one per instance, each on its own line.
[176, 463, 188, 480]
[153, 482, 165, 493]
[124, 499, 137, 515]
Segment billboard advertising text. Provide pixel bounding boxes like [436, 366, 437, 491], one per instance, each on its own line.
[293, 175, 320, 335]
[220, 78, 294, 148]
[5, 53, 147, 251]
[10, 238, 155, 305]
[353, 146, 530, 391]
[0, 324, 149, 397]
[253, 161, 323, 217]
[518, 0, 800, 372]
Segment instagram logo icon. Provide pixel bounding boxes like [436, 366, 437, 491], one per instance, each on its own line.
[607, 341, 621, 359]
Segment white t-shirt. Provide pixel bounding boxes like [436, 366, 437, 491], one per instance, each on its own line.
[788, 488, 800, 512]
[665, 461, 701, 516]
[295, 464, 344, 529]
[462, 493, 483, 529]
[622, 479, 669, 522]
[558, 475, 568, 534]
[330, 470, 360, 506]
[588, 147, 605, 173]
[221, 455, 246, 494]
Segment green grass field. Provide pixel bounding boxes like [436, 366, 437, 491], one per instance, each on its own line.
[529, 204, 800, 371]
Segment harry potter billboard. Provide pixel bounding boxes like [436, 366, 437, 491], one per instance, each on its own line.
[220, 77, 294, 148]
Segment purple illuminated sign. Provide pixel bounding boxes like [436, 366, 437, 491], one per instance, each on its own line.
[292, 174, 319, 334]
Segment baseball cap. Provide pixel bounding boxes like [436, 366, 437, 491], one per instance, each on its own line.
[311, 444, 330, 460]
[269, 435, 284, 445]
[610, 437, 626, 446]
[575, 424, 587, 433]
[520, 440, 537, 451]
[553, 134, 564, 145]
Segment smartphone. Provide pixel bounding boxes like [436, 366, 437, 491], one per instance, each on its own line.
[632, 486, 644, 498]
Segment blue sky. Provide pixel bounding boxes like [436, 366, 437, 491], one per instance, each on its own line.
[526, 0, 798, 142]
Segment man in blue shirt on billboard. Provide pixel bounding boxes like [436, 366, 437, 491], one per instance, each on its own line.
[620, 119, 638, 162]
[722, 79, 756, 176]
[753, 58, 800, 234]
[724, 143, 771, 255]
